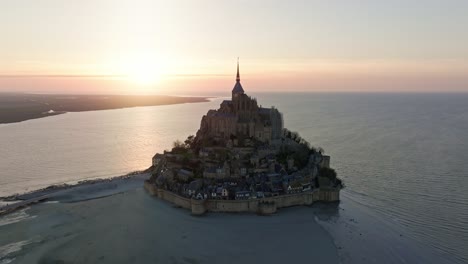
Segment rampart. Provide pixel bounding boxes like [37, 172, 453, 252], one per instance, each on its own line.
[144, 181, 339, 216]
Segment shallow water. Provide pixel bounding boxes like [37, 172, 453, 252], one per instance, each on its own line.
[1, 92, 468, 262]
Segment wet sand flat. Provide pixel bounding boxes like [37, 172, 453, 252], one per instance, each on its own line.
[0, 181, 460, 263]
[0, 188, 339, 264]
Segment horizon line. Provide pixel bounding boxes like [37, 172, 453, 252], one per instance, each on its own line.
[0, 74, 232, 78]
[2, 90, 468, 96]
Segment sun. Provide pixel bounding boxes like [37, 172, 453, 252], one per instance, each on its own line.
[129, 66, 159, 85]
[124, 57, 163, 86]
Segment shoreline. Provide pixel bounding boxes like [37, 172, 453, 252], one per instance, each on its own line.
[312, 190, 461, 264]
[0, 168, 152, 216]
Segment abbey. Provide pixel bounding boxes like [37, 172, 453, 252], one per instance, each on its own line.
[196, 60, 283, 144]
[146, 60, 342, 215]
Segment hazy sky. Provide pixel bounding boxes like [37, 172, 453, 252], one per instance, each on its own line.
[1, 0, 467, 94]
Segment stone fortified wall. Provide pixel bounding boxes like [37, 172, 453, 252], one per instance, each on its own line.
[144, 182, 340, 216]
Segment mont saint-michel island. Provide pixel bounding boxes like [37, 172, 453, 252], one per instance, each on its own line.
[145, 62, 343, 215]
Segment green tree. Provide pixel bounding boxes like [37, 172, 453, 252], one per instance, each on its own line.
[173, 140, 184, 149]
[184, 135, 195, 148]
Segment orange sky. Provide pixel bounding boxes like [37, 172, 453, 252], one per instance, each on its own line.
[1, 59, 467, 95]
[1, 0, 468, 94]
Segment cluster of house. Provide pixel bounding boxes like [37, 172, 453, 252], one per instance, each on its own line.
[151, 139, 330, 201]
[158, 171, 315, 201]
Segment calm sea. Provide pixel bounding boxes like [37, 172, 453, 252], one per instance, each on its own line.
[1, 93, 467, 262]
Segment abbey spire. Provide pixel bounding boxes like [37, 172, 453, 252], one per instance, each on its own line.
[232, 58, 245, 96]
[236, 57, 240, 82]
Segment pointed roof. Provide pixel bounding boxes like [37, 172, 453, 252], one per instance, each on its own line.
[232, 58, 244, 94]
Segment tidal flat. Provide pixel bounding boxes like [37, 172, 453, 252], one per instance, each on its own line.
[0, 185, 339, 264]
[0, 174, 460, 264]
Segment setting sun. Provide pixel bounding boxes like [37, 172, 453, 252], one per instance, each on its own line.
[125, 58, 162, 86]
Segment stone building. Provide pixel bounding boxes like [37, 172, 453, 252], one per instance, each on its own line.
[196, 60, 283, 144]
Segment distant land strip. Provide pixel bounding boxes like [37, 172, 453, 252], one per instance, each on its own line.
[0, 73, 231, 78]
[0, 93, 209, 124]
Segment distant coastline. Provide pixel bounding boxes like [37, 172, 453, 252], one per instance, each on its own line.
[0, 93, 209, 124]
